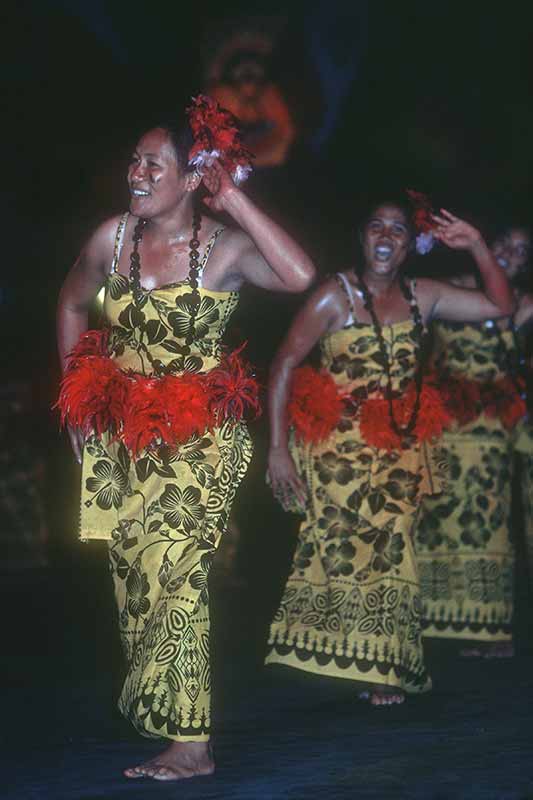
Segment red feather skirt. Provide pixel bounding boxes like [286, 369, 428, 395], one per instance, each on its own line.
[288, 366, 452, 450]
[56, 330, 260, 458]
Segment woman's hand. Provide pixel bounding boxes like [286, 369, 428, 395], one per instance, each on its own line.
[67, 425, 85, 465]
[432, 209, 485, 253]
[267, 445, 308, 512]
[201, 160, 239, 214]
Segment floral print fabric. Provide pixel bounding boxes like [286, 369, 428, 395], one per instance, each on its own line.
[266, 318, 447, 693]
[416, 321, 533, 642]
[79, 268, 252, 741]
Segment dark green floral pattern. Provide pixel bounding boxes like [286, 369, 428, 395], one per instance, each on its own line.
[79, 246, 252, 740]
[267, 314, 445, 694]
[416, 320, 521, 641]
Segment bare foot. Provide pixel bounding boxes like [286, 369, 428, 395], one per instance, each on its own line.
[124, 741, 215, 782]
[358, 685, 405, 707]
[483, 641, 514, 659]
[459, 646, 483, 658]
[460, 642, 514, 659]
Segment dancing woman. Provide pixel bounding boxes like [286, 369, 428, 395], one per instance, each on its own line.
[265, 200, 513, 705]
[56, 97, 315, 781]
[416, 224, 533, 657]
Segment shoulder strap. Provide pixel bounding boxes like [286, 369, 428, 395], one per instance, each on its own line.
[335, 272, 356, 326]
[197, 227, 225, 287]
[110, 212, 129, 273]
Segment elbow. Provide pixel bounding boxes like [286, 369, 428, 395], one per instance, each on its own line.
[500, 293, 517, 317]
[286, 260, 317, 293]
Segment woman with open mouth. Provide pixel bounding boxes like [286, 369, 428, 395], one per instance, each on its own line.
[265, 198, 514, 706]
[416, 223, 533, 659]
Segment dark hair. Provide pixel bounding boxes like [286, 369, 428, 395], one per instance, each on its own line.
[135, 116, 195, 173]
[491, 222, 533, 291]
[358, 196, 414, 239]
[160, 122, 195, 173]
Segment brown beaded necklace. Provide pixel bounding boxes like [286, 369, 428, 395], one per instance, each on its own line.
[128, 208, 203, 376]
[356, 272, 427, 438]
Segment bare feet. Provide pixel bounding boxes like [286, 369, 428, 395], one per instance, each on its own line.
[358, 684, 405, 707]
[483, 642, 514, 659]
[124, 741, 215, 782]
[460, 642, 514, 659]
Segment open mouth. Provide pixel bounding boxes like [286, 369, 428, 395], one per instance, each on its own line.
[374, 244, 393, 262]
[131, 188, 150, 197]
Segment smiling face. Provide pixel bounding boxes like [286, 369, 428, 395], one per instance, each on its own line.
[491, 227, 531, 281]
[127, 127, 192, 220]
[361, 204, 412, 279]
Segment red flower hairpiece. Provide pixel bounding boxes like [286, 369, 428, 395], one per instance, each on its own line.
[406, 189, 436, 254]
[187, 94, 254, 184]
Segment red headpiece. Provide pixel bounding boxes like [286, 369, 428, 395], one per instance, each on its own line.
[187, 94, 254, 184]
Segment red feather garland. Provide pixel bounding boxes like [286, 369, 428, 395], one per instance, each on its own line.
[289, 366, 452, 450]
[56, 334, 261, 458]
[482, 376, 526, 430]
[206, 345, 261, 421]
[435, 373, 526, 431]
[57, 356, 128, 438]
[288, 366, 345, 444]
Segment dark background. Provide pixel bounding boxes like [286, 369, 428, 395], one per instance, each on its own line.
[2, 0, 533, 644]
[2, 4, 533, 797]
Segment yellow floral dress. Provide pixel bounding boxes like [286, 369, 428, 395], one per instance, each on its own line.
[79, 216, 252, 741]
[416, 320, 532, 642]
[266, 303, 447, 693]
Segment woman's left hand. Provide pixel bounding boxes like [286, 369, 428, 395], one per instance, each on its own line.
[432, 209, 484, 252]
[201, 160, 239, 213]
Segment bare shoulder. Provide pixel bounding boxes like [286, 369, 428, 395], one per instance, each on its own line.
[301, 274, 348, 322]
[82, 213, 126, 262]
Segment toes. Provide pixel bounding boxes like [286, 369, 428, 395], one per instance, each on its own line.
[152, 766, 182, 782]
[124, 766, 146, 779]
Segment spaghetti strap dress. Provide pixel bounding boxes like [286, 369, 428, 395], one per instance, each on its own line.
[78, 214, 253, 741]
[266, 275, 447, 693]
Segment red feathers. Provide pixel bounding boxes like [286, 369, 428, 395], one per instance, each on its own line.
[57, 356, 128, 438]
[288, 366, 345, 444]
[406, 189, 435, 233]
[288, 366, 452, 450]
[206, 346, 261, 421]
[56, 337, 261, 457]
[359, 383, 452, 451]
[436, 373, 526, 431]
[439, 375, 481, 427]
[359, 394, 402, 450]
[482, 376, 526, 430]
[187, 95, 254, 178]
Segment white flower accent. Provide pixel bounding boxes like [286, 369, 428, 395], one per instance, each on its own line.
[188, 149, 221, 171]
[415, 231, 435, 255]
[232, 164, 252, 185]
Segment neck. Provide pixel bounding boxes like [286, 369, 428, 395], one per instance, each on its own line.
[358, 266, 400, 296]
[145, 198, 196, 241]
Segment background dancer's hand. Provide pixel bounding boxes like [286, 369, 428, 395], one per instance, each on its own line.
[267, 446, 308, 512]
[67, 425, 84, 465]
[201, 160, 239, 213]
[432, 210, 485, 252]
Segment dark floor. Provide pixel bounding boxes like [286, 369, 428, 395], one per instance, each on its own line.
[2, 555, 533, 800]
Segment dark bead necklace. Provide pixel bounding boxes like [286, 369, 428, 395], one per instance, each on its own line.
[128, 208, 203, 376]
[356, 272, 426, 439]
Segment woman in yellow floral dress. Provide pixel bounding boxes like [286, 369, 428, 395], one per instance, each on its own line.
[266, 201, 514, 705]
[416, 225, 533, 657]
[56, 100, 315, 782]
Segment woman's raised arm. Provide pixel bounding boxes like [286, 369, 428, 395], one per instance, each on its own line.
[419, 211, 515, 323]
[201, 161, 316, 293]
